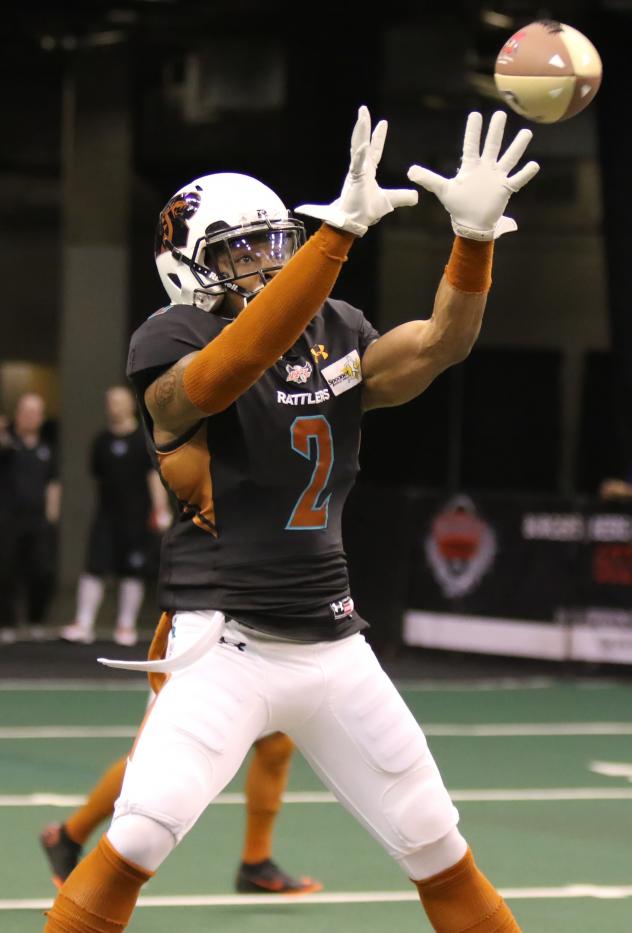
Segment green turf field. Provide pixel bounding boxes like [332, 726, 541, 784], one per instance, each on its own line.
[1, 677, 631, 931]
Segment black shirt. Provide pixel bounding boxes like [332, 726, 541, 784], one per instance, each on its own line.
[91, 427, 152, 524]
[8, 433, 57, 522]
[127, 298, 379, 642]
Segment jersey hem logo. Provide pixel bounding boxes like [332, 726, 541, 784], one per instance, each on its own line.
[330, 596, 354, 621]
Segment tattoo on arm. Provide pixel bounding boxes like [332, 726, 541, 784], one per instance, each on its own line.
[145, 354, 202, 438]
[154, 368, 178, 410]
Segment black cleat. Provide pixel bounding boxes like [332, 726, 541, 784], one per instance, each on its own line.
[235, 858, 323, 895]
[39, 823, 83, 889]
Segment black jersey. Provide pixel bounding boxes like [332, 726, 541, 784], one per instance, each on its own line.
[90, 427, 153, 523]
[127, 298, 379, 642]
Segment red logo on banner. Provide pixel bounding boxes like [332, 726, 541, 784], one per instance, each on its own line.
[425, 495, 497, 598]
[592, 544, 632, 586]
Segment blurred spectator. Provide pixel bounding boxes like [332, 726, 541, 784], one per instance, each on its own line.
[0, 392, 60, 642]
[60, 385, 171, 646]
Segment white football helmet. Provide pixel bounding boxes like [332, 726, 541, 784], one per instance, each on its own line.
[154, 172, 306, 313]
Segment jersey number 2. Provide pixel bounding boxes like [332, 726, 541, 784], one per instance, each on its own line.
[286, 416, 334, 531]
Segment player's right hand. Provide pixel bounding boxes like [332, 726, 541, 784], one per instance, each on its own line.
[295, 106, 418, 236]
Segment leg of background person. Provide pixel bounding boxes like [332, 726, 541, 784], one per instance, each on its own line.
[24, 521, 57, 637]
[76, 574, 106, 631]
[113, 577, 144, 646]
[40, 757, 128, 888]
[0, 517, 19, 641]
[61, 515, 110, 643]
[12, 528, 30, 635]
[236, 732, 322, 894]
[60, 574, 105, 643]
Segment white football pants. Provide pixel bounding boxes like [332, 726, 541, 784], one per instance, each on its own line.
[110, 611, 461, 876]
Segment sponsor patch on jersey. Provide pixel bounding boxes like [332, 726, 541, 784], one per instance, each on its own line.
[285, 360, 313, 384]
[330, 596, 354, 621]
[321, 350, 362, 396]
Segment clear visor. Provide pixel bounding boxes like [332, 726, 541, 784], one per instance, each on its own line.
[203, 228, 302, 286]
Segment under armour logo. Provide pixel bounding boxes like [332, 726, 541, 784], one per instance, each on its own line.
[219, 636, 247, 652]
[310, 344, 329, 362]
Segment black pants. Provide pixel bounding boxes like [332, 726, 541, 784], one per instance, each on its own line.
[0, 516, 58, 626]
[85, 510, 154, 578]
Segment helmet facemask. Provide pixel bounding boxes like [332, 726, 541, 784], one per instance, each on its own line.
[199, 216, 305, 308]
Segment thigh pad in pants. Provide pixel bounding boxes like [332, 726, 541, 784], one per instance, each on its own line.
[316, 637, 459, 854]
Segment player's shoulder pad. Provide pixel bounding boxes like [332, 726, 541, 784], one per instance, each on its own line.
[324, 298, 380, 340]
[323, 297, 364, 329]
[127, 303, 221, 378]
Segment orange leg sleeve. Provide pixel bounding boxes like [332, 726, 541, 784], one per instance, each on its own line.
[44, 834, 152, 933]
[241, 732, 295, 864]
[183, 225, 355, 414]
[414, 848, 521, 932]
[65, 758, 127, 845]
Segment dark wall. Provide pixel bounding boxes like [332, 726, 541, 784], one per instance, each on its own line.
[0, 3, 627, 498]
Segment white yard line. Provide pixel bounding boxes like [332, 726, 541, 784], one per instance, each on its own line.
[2, 722, 632, 739]
[0, 680, 147, 691]
[396, 677, 557, 691]
[2, 885, 631, 910]
[2, 788, 632, 807]
[425, 723, 632, 736]
[451, 788, 632, 801]
[0, 677, 569, 692]
[0, 676, 623, 692]
[0, 726, 137, 739]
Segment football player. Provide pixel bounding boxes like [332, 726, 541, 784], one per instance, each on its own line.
[44, 106, 538, 933]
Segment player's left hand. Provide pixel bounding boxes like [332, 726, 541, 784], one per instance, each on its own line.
[295, 105, 418, 236]
[407, 110, 540, 240]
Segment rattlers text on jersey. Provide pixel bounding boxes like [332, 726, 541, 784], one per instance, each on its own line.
[127, 297, 379, 641]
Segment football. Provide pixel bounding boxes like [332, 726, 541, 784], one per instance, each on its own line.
[494, 20, 602, 123]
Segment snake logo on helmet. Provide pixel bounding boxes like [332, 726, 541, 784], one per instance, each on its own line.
[155, 173, 306, 314]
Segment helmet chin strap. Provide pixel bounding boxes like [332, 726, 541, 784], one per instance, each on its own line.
[194, 280, 259, 318]
[228, 268, 275, 306]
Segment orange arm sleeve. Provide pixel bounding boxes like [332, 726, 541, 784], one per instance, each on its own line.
[182, 224, 355, 414]
[444, 237, 494, 294]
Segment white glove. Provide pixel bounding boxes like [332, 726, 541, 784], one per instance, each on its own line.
[295, 105, 418, 236]
[407, 111, 540, 241]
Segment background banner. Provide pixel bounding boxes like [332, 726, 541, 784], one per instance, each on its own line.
[346, 487, 632, 664]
